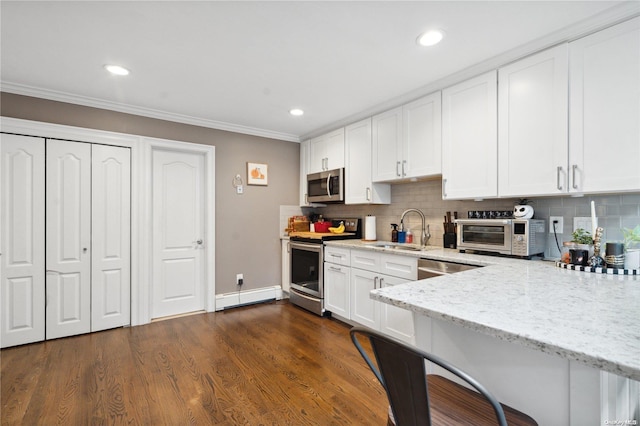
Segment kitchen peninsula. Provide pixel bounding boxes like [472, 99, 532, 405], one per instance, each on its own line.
[325, 240, 640, 425]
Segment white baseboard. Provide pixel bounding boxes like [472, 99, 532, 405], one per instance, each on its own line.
[215, 285, 283, 311]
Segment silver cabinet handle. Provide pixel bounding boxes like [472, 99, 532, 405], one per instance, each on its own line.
[366, 187, 371, 201]
[572, 164, 579, 189]
[379, 277, 385, 288]
[402, 160, 407, 177]
[196, 239, 203, 245]
[83, 247, 88, 253]
[374, 276, 379, 289]
[329, 266, 342, 272]
[556, 166, 563, 190]
[442, 178, 447, 198]
[396, 161, 401, 177]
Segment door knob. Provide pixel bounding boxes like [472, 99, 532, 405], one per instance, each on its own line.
[196, 239, 203, 245]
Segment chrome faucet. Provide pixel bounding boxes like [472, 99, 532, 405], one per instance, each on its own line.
[400, 208, 431, 247]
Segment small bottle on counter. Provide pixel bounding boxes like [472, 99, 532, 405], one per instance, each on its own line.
[391, 224, 398, 242]
[406, 229, 413, 244]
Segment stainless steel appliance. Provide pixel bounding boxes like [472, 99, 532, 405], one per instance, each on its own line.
[306, 168, 344, 203]
[455, 218, 546, 258]
[289, 218, 360, 315]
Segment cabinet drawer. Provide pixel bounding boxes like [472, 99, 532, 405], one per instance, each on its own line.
[351, 249, 381, 270]
[379, 253, 417, 280]
[324, 246, 351, 266]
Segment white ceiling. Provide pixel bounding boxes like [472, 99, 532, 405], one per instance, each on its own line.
[2, 1, 638, 142]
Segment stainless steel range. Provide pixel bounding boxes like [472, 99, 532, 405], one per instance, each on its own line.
[288, 218, 360, 316]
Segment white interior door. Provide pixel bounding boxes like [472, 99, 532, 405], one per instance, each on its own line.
[91, 144, 131, 331]
[46, 139, 91, 339]
[1, 134, 46, 348]
[152, 149, 205, 319]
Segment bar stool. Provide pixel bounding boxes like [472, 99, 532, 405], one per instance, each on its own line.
[350, 326, 538, 426]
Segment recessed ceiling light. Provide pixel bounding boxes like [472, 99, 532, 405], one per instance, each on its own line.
[417, 29, 445, 47]
[289, 108, 304, 116]
[104, 64, 130, 76]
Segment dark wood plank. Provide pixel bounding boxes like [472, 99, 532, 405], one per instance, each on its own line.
[1, 301, 388, 425]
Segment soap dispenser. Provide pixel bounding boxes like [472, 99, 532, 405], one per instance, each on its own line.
[391, 224, 399, 242]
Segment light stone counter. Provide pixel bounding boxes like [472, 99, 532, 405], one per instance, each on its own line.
[324, 240, 640, 381]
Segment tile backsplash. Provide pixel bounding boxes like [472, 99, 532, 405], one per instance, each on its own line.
[313, 179, 640, 259]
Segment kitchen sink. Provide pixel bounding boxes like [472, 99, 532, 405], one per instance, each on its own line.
[364, 242, 423, 251]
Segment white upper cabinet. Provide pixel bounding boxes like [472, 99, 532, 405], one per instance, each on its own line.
[569, 17, 640, 194]
[442, 71, 498, 199]
[372, 106, 402, 181]
[372, 92, 442, 182]
[345, 118, 390, 204]
[402, 93, 442, 179]
[299, 139, 311, 206]
[498, 44, 569, 197]
[309, 128, 345, 174]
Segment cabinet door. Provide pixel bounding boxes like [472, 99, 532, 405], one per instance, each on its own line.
[569, 17, 640, 193]
[309, 135, 326, 174]
[281, 240, 291, 293]
[442, 71, 498, 199]
[403, 92, 442, 179]
[299, 139, 311, 206]
[46, 139, 92, 339]
[498, 44, 569, 197]
[345, 118, 391, 204]
[350, 268, 379, 329]
[324, 262, 350, 319]
[91, 145, 131, 332]
[372, 106, 402, 182]
[1, 134, 46, 348]
[379, 274, 414, 344]
[324, 128, 345, 171]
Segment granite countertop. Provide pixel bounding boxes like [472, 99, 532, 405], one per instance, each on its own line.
[324, 240, 640, 381]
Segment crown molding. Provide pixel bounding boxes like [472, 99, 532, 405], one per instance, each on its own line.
[0, 82, 301, 143]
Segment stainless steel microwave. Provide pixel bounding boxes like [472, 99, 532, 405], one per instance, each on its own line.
[306, 168, 344, 203]
[455, 219, 546, 258]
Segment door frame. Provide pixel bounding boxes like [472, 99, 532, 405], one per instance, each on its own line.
[0, 117, 216, 327]
[140, 138, 215, 323]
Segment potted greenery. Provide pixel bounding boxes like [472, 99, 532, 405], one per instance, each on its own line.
[562, 228, 593, 265]
[622, 225, 640, 270]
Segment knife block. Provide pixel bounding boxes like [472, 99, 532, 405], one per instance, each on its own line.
[443, 233, 457, 249]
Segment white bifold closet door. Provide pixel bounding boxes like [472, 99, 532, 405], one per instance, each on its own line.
[1, 134, 46, 348]
[91, 144, 130, 332]
[46, 140, 130, 340]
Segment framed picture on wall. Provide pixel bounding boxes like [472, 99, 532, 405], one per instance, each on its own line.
[247, 162, 268, 185]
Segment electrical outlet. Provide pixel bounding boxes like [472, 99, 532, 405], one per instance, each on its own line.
[236, 273, 243, 286]
[550, 216, 564, 234]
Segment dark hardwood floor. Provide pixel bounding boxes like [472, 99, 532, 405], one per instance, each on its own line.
[1, 301, 388, 425]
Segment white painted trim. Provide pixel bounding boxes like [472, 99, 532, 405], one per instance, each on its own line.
[215, 286, 283, 311]
[1, 83, 300, 143]
[141, 137, 216, 324]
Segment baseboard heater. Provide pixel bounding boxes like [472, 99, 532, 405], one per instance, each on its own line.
[215, 285, 283, 311]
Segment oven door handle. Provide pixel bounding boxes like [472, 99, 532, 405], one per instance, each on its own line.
[290, 241, 323, 251]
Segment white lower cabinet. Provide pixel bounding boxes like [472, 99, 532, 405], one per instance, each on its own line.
[324, 246, 351, 318]
[349, 249, 417, 344]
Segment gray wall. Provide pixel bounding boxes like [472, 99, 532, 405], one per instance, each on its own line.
[1, 92, 300, 294]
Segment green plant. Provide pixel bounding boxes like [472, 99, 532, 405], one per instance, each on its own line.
[571, 228, 593, 245]
[622, 225, 640, 250]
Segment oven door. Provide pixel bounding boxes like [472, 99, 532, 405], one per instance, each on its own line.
[289, 241, 324, 298]
[456, 219, 512, 255]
